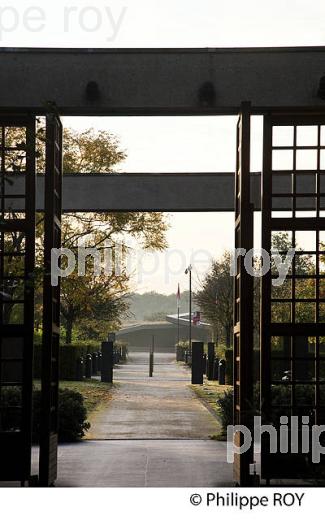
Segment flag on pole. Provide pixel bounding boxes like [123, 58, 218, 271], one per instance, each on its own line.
[176, 283, 181, 309]
[193, 311, 201, 326]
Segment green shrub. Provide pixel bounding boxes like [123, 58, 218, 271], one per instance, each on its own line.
[216, 384, 316, 434]
[32, 388, 90, 442]
[0, 386, 22, 431]
[57, 389, 90, 441]
[0, 387, 90, 442]
[216, 389, 234, 433]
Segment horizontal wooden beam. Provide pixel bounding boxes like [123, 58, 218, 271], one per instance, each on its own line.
[4, 172, 309, 212]
[1, 47, 325, 114]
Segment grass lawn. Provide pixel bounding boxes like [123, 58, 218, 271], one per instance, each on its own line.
[34, 379, 115, 416]
[59, 380, 115, 415]
[190, 379, 232, 439]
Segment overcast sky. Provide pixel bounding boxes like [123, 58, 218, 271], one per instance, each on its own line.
[5, 1, 325, 48]
[7, 1, 324, 293]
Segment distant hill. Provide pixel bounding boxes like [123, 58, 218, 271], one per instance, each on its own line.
[125, 291, 193, 321]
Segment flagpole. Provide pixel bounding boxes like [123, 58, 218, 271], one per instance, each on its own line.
[177, 305, 180, 345]
[189, 269, 192, 349]
[176, 283, 180, 346]
[185, 266, 192, 350]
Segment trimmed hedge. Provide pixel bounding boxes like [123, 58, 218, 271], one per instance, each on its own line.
[1, 386, 90, 441]
[33, 388, 90, 441]
[33, 344, 100, 380]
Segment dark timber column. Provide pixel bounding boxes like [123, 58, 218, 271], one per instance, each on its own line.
[101, 341, 114, 383]
[233, 102, 254, 486]
[191, 342, 204, 384]
[0, 115, 36, 484]
[39, 114, 63, 487]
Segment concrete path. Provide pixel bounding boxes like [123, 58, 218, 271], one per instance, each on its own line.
[2, 352, 234, 486]
[86, 352, 220, 440]
[55, 439, 233, 487]
[51, 352, 232, 487]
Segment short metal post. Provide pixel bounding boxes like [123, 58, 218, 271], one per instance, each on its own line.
[149, 352, 154, 377]
[97, 351, 102, 372]
[207, 342, 215, 380]
[149, 336, 154, 377]
[218, 359, 226, 385]
[85, 354, 92, 379]
[91, 352, 98, 375]
[213, 357, 219, 380]
[202, 353, 207, 375]
[76, 356, 84, 381]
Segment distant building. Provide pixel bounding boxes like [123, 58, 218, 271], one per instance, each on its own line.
[116, 313, 212, 352]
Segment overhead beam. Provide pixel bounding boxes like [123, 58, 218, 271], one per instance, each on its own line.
[4, 172, 307, 212]
[7, 173, 235, 212]
[1, 47, 325, 114]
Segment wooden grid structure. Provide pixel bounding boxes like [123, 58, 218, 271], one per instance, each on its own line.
[261, 113, 325, 480]
[0, 116, 36, 483]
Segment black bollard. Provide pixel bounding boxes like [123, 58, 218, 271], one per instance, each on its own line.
[207, 342, 215, 380]
[113, 348, 120, 365]
[202, 353, 207, 375]
[191, 342, 204, 385]
[97, 351, 102, 372]
[149, 351, 154, 377]
[213, 357, 219, 380]
[76, 356, 84, 381]
[218, 359, 226, 385]
[85, 353, 92, 379]
[101, 341, 114, 383]
[121, 345, 127, 362]
[91, 352, 98, 375]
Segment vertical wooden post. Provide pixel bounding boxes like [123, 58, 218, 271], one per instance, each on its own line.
[191, 342, 204, 385]
[101, 342, 114, 383]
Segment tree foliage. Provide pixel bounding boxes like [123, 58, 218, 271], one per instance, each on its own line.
[195, 251, 233, 348]
[2, 125, 169, 342]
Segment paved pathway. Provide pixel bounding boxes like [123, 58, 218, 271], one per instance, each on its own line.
[86, 352, 220, 440]
[3, 352, 234, 486]
[53, 352, 232, 486]
[54, 439, 233, 487]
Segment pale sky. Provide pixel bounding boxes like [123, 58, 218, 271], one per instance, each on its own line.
[6, 0, 324, 293]
[60, 115, 264, 293]
[62, 116, 240, 293]
[4, 1, 325, 48]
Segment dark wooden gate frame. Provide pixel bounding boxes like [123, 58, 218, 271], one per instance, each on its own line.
[233, 103, 255, 485]
[261, 111, 325, 481]
[2, 104, 325, 487]
[0, 112, 62, 486]
[39, 114, 63, 486]
[0, 115, 36, 483]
